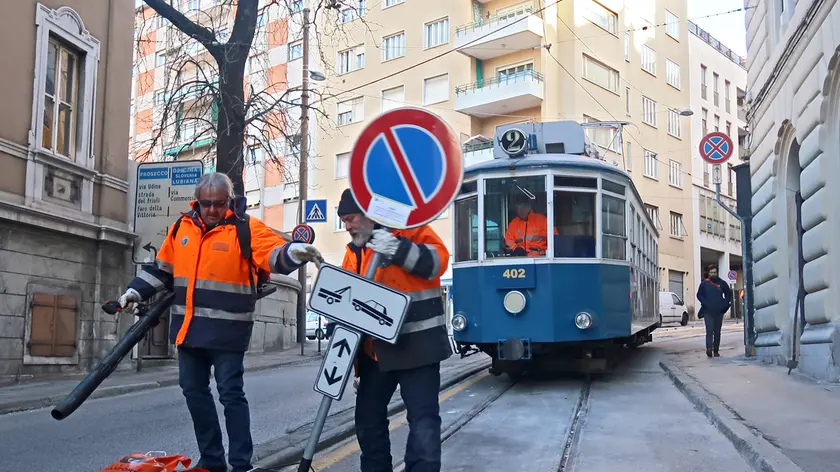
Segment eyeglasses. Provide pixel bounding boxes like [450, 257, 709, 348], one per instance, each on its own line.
[198, 199, 229, 209]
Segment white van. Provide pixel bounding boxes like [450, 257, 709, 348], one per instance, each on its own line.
[659, 291, 689, 326]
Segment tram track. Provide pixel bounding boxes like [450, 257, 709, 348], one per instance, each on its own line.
[557, 379, 591, 472]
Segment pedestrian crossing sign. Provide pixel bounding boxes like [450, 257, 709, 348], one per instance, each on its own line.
[305, 199, 328, 223]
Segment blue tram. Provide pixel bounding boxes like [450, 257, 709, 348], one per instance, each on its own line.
[449, 121, 660, 378]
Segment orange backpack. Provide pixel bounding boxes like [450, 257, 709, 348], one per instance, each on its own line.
[99, 452, 207, 472]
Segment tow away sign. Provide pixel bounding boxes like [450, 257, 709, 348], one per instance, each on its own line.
[308, 264, 411, 344]
[313, 326, 361, 400]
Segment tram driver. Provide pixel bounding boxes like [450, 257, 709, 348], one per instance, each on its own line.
[504, 194, 558, 257]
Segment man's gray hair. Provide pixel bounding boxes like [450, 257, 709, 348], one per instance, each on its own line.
[194, 172, 235, 200]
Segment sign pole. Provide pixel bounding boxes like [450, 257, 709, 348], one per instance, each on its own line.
[297, 253, 382, 472]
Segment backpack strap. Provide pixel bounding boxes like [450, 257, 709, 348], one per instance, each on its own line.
[169, 216, 184, 241]
[233, 214, 258, 298]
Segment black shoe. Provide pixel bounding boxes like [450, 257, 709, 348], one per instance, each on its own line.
[706, 349, 713, 358]
[714, 351, 720, 357]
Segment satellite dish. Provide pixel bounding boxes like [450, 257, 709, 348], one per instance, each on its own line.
[499, 128, 527, 157]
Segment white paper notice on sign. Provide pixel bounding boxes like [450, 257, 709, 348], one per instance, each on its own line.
[314, 326, 360, 400]
[308, 264, 411, 343]
[366, 196, 411, 229]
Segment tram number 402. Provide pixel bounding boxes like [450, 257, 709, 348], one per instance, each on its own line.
[502, 268, 527, 278]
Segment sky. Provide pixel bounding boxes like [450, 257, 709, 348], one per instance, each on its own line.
[687, 0, 748, 57]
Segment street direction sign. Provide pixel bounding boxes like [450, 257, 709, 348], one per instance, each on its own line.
[292, 224, 316, 244]
[304, 199, 327, 223]
[132, 161, 203, 264]
[713, 164, 722, 184]
[699, 131, 733, 164]
[308, 263, 411, 343]
[313, 326, 360, 400]
[348, 106, 463, 229]
[728, 270, 737, 281]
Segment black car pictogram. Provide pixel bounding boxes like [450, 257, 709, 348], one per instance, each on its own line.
[352, 299, 394, 326]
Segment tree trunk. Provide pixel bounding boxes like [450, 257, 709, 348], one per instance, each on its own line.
[216, 61, 247, 196]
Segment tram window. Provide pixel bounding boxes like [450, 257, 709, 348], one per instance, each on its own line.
[602, 194, 626, 260]
[555, 176, 597, 188]
[459, 180, 477, 195]
[484, 176, 549, 258]
[553, 191, 596, 258]
[602, 179, 625, 195]
[454, 197, 478, 262]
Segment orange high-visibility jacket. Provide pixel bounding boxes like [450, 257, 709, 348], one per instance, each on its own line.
[504, 211, 558, 256]
[128, 201, 304, 351]
[343, 225, 453, 373]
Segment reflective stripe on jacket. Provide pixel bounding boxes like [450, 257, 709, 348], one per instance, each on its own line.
[504, 212, 557, 256]
[344, 225, 453, 373]
[128, 201, 303, 351]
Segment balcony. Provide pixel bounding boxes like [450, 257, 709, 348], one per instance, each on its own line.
[455, 6, 544, 60]
[455, 70, 544, 116]
[463, 141, 494, 167]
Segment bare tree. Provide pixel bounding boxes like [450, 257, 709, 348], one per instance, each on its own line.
[131, 0, 375, 197]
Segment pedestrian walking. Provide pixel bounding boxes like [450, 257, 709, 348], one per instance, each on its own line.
[696, 265, 733, 358]
[333, 188, 452, 472]
[117, 173, 322, 472]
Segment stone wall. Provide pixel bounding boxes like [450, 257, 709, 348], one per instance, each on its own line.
[249, 274, 302, 353]
[0, 220, 134, 381]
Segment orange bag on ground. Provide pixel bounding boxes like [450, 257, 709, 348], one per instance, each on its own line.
[99, 451, 208, 472]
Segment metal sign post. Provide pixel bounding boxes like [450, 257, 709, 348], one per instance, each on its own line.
[699, 132, 752, 355]
[294, 107, 463, 472]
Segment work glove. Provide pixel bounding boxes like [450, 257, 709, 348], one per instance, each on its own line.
[118, 288, 142, 315]
[366, 229, 400, 257]
[287, 242, 323, 265]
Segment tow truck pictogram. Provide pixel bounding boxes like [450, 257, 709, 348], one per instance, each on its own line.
[318, 286, 350, 304]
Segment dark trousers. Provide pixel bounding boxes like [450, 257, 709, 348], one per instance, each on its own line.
[704, 313, 725, 351]
[178, 346, 252, 472]
[355, 354, 442, 472]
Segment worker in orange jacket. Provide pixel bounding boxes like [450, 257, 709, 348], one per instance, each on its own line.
[504, 195, 557, 256]
[333, 188, 451, 472]
[117, 173, 322, 472]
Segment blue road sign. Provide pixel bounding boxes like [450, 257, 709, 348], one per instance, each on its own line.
[699, 131, 733, 164]
[305, 199, 328, 223]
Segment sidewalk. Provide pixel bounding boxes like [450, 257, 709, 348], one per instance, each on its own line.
[0, 342, 324, 415]
[661, 334, 840, 472]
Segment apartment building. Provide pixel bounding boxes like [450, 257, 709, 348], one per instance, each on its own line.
[129, 0, 315, 236]
[745, 0, 840, 381]
[308, 0, 702, 311]
[687, 20, 748, 313]
[0, 1, 135, 378]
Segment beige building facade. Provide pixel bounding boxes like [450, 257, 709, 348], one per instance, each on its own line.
[687, 20, 748, 315]
[0, 1, 136, 379]
[307, 0, 698, 310]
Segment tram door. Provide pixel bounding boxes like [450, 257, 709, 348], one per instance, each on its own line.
[442, 286, 453, 336]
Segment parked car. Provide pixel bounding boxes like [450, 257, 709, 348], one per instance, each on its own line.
[306, 311, 328, 340]
[659, 291, 689, 326]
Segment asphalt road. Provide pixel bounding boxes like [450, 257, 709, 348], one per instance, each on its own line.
[285, 323, 751, 472]
[0, 353, 481, 472]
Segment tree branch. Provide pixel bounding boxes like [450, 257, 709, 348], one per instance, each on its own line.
[142, 0, 222, 56]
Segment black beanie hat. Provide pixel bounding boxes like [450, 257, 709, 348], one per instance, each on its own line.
[337, 189, 361, 217]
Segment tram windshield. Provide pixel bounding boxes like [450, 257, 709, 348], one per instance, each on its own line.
[483, 176, 552, 259]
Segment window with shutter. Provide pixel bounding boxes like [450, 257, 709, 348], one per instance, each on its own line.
[381, 85, 405, 111]
[423, 74, 449, 105]
[29, 293, 78, 357]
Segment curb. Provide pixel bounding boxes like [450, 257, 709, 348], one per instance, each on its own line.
[253, 359, 491, 469]
[0, 354, 322, 416]
[659, 360, 805, 472]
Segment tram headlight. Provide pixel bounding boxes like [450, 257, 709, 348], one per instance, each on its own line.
[503, 290, 527, 315]
[452, 313, 467, 332]
[575, 312, 593, 330]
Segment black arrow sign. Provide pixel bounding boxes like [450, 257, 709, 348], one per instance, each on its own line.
[323, 366, 343, 386]
[334, 338, 351, 358]
[142, 242, 157, 259]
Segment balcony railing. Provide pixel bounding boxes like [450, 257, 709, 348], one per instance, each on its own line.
[455, 69, 545, 95]
[456, 5, 535, 36]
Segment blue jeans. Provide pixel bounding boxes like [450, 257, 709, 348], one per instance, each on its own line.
[355, 354, 442, 472]
[178, 346, 252, 472]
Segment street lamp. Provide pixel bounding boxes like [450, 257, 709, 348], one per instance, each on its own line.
[678, 108, 693, 116]
[309, 70, 326, 82]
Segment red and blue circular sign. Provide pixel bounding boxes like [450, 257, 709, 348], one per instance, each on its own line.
[292, 224, 315, 244]
[699, 131, 733, 164]
[348, 107, 463, 229]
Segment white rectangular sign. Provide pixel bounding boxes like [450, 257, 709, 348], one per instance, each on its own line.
[132, 161, 204, 264]
[314, 326, 361, 400]
[308, 264, 411, 344]
[713, 164, 722, 184]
